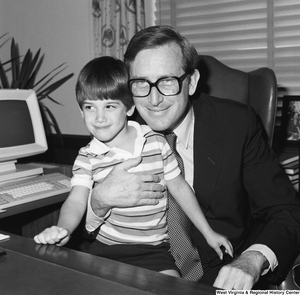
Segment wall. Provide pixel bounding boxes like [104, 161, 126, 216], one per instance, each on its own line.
[0, 0, 93, 136]
[0, 0, 155, 136]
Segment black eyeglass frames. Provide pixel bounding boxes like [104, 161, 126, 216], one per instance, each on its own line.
[128, 73, 189, 97]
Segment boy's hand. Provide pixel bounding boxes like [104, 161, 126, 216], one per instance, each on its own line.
[33, 226, 70, 247]
[206, 231, 233, 260]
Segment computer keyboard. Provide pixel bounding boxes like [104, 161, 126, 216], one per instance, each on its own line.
[0, 172, 71, 210]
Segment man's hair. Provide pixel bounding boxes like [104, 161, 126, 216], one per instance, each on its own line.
[124, 25, 199, 75]
[75, 56, 134, 110]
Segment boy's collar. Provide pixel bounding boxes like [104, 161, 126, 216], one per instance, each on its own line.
[89, 121, 149, 155]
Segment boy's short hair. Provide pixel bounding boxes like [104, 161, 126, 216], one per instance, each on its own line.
[75, 56, 134, 110]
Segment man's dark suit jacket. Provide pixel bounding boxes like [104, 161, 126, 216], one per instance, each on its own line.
[191, 93, 300, 284]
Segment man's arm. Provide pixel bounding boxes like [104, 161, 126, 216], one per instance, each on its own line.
[91, 157, 165, 216]
[213, 107, 300, 289]
[86, 157, 165, 233]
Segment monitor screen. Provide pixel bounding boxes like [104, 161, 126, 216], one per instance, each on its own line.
[0, 89, 48, 168]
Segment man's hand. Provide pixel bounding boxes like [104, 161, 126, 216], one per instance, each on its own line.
[213, 251, 268, 290]
[91, 156, 165, 217]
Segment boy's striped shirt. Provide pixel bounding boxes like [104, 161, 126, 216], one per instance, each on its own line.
[71, 121, 180, 245]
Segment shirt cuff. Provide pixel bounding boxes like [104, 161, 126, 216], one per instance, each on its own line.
[243, 244, 278, 275]
[85, 194, 111, 232]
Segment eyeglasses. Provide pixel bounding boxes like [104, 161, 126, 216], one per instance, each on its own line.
[128, 73, 189, 98]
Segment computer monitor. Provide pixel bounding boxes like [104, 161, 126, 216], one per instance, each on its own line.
[0, 89, 48, 181]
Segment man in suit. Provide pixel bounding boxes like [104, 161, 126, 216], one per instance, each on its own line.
[85, 25, 300, 289]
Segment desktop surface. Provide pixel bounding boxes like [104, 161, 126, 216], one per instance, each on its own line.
[0, 232, 216, 295]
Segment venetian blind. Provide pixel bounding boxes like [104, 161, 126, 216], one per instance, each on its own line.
[155, 0, 300, 96]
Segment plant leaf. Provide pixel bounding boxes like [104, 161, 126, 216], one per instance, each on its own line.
[19, 49, 33, 88]
[43, 105, 63, 136]
[41, 94, 63, 105]
[42, 104, 65, 147]
[10, 38, 20, 88]
[0, 33, 9, 41]
[0, 37, 74, 137]
[21, 49, 43, 89]
[0, 33, 10, 51]
[33, 63, 67, 89]
[0, 59, 9, 88]
[36, 73, 74, 100]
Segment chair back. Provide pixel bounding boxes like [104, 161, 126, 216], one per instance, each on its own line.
[197, 55, 277, 146]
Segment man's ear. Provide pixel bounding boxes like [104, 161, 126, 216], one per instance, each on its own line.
[188, 69, 200, 96]
[127, 105, 135, 117]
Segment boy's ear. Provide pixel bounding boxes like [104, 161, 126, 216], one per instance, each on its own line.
[127, 105, 135, 117]
[80, 109, 84, 118]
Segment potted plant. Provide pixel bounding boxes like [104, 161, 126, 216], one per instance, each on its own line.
[0, 34, 74, 163]
[0, 34, 74, 136]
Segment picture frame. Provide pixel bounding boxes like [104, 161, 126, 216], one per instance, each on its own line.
[281, 96, 300, 148]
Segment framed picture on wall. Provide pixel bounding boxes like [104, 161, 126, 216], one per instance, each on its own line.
[281, 96, 300, 147]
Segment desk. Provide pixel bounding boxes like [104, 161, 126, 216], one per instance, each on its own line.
[0, 232, 216, 295]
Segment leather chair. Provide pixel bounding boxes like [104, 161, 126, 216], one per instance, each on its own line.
[276, 255, 300, 290]
[197, 55, 278, 146]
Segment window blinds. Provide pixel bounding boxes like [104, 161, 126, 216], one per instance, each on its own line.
[274, 0, 300, 96]
[155, 0, 300, 96]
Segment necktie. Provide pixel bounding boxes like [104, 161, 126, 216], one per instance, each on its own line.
[165, 132, 203, 281]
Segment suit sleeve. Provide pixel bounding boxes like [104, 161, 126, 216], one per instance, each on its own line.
[243, 106, 300, 282]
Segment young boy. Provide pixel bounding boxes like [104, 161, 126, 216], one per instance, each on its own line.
[34, 56, 233, 277]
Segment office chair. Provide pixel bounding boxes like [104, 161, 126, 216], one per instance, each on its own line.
[197, 55, 278, 147]
[276, 255, 300, 290]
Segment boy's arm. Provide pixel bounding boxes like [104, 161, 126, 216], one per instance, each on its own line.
[167, 175, 233, 258]
[167, 174, 212, 237]
[58, 185, 90, 233]
[34, 185, 90, 246]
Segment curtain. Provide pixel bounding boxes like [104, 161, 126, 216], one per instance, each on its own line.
[92, 0, 145, 60]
